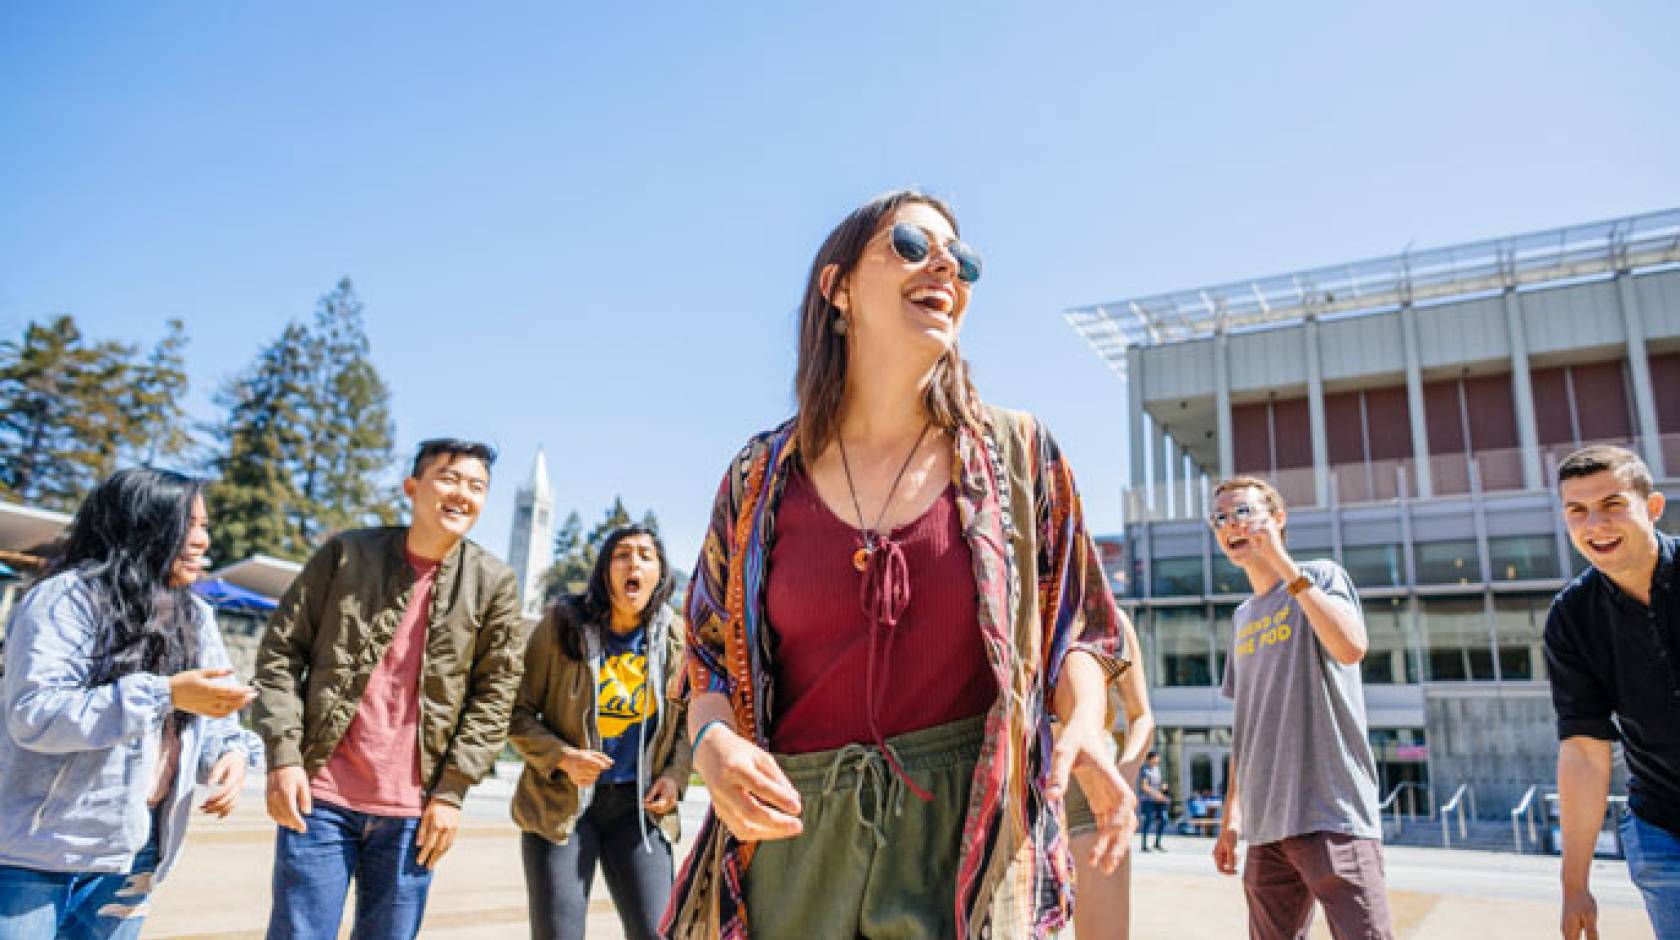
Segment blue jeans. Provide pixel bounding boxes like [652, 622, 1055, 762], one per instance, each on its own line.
[1622, 811, 1680, 939]
[266, 801, 434, 940]
[1139, 800, 1169, 847]
[0, 819, 161, 940]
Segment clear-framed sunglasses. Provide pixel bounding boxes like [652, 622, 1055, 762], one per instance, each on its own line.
[1207, 503, 1268, 529]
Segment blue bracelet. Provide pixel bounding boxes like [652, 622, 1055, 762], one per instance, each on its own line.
[692, 719, 729, 752]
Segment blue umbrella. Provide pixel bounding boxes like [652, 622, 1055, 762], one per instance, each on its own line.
[193, 578, 278, 612]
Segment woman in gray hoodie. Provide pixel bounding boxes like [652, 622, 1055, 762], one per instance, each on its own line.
[509, 523, 692, 940]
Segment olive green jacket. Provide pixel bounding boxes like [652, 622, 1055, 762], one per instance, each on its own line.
[251, 527, 525, 807]
[509, 598, 691, 845]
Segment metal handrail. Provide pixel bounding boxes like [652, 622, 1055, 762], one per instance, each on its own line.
[1378, 782, 1433, 838]
[1511, 785, 1548, 853]
[1441, 784, 1474, 848]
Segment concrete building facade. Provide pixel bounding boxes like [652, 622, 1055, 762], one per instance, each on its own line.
[1067, 209, 1680, 824]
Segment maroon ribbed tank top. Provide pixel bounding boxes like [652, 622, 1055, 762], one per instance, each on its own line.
[765, 467, 995, 755]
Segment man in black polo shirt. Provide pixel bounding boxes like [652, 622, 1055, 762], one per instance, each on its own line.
[1546, 445, 1679, 940]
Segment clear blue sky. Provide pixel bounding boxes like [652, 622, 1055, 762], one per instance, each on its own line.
[2, 2, 1675, 567]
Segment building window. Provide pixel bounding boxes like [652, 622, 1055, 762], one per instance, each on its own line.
[1151, 555, 1205, 597]
[1419, 595, 1495, 681]
[1153, 605, 1214, 687]
[1343, 544, 1404, 588]
[1368, 728, 1430, 796]
[1414, 540, 1480, 586]
[1211, 554, 1246, 595]
[1493, 592, 1551, 682]
[1487, 535, 1561, 582]
[1361, 596, 1413, 685]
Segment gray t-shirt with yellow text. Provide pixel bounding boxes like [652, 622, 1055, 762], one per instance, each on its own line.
[1220, 559, 1381, 846]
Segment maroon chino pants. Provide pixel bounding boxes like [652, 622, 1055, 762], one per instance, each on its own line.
[1241, 832, 1395, 940]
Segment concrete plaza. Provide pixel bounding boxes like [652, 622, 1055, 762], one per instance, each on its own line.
[144, 772, 1654, 939]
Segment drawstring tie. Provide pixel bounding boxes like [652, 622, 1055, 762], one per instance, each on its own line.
[860, 534, 932, 803]
[820, 742, 910, 847]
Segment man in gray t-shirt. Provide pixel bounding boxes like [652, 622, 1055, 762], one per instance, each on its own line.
[1209, 477, 1393, 940]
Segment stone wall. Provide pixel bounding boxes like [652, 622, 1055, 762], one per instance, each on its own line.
[1424, 685, 1628, 818]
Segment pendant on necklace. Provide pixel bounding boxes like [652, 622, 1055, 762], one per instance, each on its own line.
[853, 543, 871, 572]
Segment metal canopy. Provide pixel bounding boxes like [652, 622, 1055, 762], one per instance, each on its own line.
[1066, 208, 1680, 378]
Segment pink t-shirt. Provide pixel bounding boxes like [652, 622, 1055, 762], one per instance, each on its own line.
[311, 551, 437, 817]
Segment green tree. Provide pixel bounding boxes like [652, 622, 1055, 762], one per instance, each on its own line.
[205, 323, 313, 561]
[294, 279, 397, 543]
[0, 315, 193, 510]
[206, 278, 397, 561]
[586, 496, 634, 548]
[543, 511, 590, 598]
[126, 319, 194, 468]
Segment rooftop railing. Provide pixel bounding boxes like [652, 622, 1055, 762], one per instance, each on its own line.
[1068, 208, 1680, 379]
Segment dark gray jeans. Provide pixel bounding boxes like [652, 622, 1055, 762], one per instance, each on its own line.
[520, 782, 673, 940]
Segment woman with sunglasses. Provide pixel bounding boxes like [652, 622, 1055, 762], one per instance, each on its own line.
[0, 468, 262, 940]
[509, 524, 691, 940]
[665, 190, 1149, 940]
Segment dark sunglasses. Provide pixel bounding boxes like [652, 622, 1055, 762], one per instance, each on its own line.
[882, 222, 983, 284]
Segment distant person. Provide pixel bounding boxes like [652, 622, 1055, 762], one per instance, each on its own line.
[1545, 446, 1679, 940]
[252, 439, 525, 940]
[0, 468, 261, 940]
[1187, 790, 1209, 822]
[664, 189, 1137, 940]
[1208, 477, 1393, 940]
[1135, 751, 1169, 852]
[509, 524, 691, 940]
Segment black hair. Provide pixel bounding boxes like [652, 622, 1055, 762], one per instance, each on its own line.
[50, 467, 205, 701]
[1147, 750, 1159, 760]
[1557, 444, 1654, 497]
[554, 524, 674, 661]
[410, 438, 497, 479]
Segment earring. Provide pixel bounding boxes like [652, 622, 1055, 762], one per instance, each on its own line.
[832, 315, 848, 335]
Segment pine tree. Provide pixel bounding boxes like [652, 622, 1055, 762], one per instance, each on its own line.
[0, 315, 192, 510]
[295, 279, 397, 542]
[205, 278, 397, 561]
[124, 319, 194, 468]
[205, 323, 313, 561]
[543, 511, 591, 598]
[586, 496, 634, 549]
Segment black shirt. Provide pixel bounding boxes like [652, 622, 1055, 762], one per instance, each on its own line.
[1545, 532, 1680, 836]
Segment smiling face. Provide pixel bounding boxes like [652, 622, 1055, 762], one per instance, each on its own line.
[1210, 485, 1284, 567]
[1560, 469, 1665, 587]
[832, 201, 972, 359]
[168, 494, 211, 588]
[403, 453, 490, 547]
[607, 533, 662, 622]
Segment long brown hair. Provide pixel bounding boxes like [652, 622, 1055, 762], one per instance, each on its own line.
[793, 189, 983, 458]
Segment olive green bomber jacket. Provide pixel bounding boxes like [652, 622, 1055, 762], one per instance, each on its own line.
[251, 527, 526, 807]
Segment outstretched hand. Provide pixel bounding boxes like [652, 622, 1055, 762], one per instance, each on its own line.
[1050, 719, 1137, 874]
